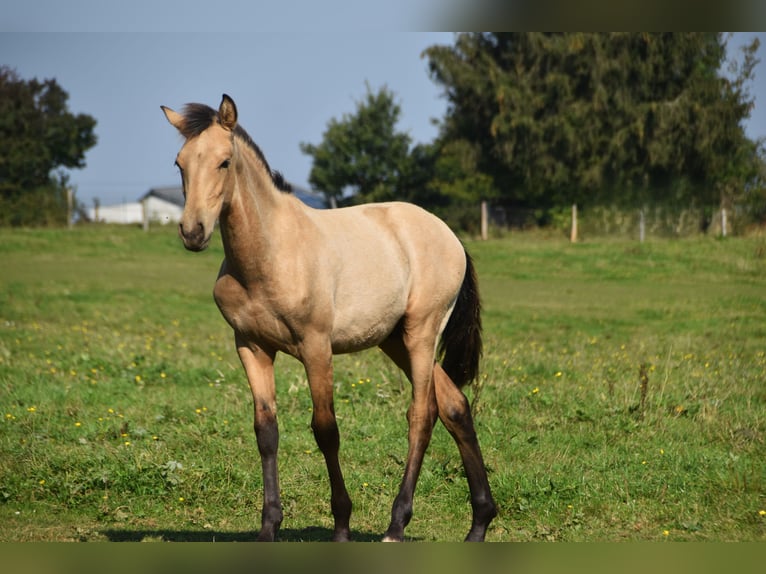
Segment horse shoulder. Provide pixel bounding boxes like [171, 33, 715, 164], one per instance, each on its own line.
[212, 260, 296, 353]
[213, 261, 250, 331]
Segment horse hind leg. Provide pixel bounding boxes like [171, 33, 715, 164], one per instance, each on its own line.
[433, 363, 497, 541]
[379, 334, 439, 542]
[380, 334, 496, 541]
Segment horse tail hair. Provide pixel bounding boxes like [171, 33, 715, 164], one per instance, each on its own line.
[438, 249, 482, 389]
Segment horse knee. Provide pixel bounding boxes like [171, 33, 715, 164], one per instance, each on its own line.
[311, 410, 340, 452]
[254, 408, 279, 457]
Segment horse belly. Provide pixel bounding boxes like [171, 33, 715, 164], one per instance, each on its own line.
[329, 281, 407, 354]
[330, 316, 402, 354]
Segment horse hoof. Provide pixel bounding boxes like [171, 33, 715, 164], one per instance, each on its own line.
[256, 529, 277, 542]
[332, 530, 352, 542]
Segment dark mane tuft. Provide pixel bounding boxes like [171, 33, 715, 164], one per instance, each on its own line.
[179, 102, 293, 194]
[271, 171, 292, 193]
[179, 103, 218, 140]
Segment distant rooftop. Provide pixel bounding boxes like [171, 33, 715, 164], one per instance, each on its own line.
[142, 183, 328, 209]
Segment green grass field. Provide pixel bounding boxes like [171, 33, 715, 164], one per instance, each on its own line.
[1, 225, 765, 541]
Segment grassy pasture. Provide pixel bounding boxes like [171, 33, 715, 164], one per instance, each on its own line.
[0, 225, 765, 542]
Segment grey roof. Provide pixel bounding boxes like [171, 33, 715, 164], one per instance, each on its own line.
[144, 186, 185, 207]
[142, 183, 328, 209]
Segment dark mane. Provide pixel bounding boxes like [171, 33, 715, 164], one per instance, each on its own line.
[177, 103, 218, 140]
[180, 103, 292, 194]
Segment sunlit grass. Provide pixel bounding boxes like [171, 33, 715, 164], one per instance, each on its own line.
[1, 225, 765, 541]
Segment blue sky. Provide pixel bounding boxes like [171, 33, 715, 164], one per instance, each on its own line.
[1, 12, 764, 207]
[1, 31, 453, 206]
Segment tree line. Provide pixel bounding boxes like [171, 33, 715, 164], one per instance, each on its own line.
[302, 33, 765, 232]
[2, 34, 765, 230]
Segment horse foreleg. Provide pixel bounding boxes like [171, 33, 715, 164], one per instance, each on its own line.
[433, 363, 497, 541]
[383, 345, 439, 542]
[254, 407, 282, 541]
[236, 337, 283, 541]
[304, 348, 352, 542]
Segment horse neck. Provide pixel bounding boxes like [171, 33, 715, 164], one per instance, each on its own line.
[218, 144, 290, 280]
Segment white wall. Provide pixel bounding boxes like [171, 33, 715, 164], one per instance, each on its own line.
[87, 198, 182, 225]
[143, 196, 183, 224]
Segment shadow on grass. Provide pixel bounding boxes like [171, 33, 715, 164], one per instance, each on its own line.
[101, 526, 398, 542]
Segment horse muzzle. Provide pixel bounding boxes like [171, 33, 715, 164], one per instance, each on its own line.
[178, 220, 211, 252]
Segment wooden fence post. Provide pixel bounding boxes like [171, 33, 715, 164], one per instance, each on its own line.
[481, 200, 488, 241]
[639, 209, 645, 243]
[570, 203, 578, 243]
[721, 208, 727, 237]
[66, 188, 73, 229]
[142, 198, 149, 232]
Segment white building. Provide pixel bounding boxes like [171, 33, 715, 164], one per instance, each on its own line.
[87, 187, 184, 225]
[87, 184, 327, 224]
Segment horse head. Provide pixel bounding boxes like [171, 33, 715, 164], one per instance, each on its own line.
[161, 94, 238, 251]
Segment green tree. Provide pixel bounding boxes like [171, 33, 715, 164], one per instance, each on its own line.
[424, 33, 761, 223]
[431, 139, 496, 204]
[0, 67, 97, 226]
[300, 84, 411, 206]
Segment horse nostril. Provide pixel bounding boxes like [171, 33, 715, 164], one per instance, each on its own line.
[180, 222, 201, 237]
[179, 221, 207, 250]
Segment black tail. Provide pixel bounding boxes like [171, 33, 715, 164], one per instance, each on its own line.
[438, 250, 482, 389]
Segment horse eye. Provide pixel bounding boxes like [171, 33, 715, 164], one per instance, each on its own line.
[219, 159, 231, 170]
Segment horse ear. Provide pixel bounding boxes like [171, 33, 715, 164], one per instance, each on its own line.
[219, 94, 238, 130]
[161, 105, 185, 131]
